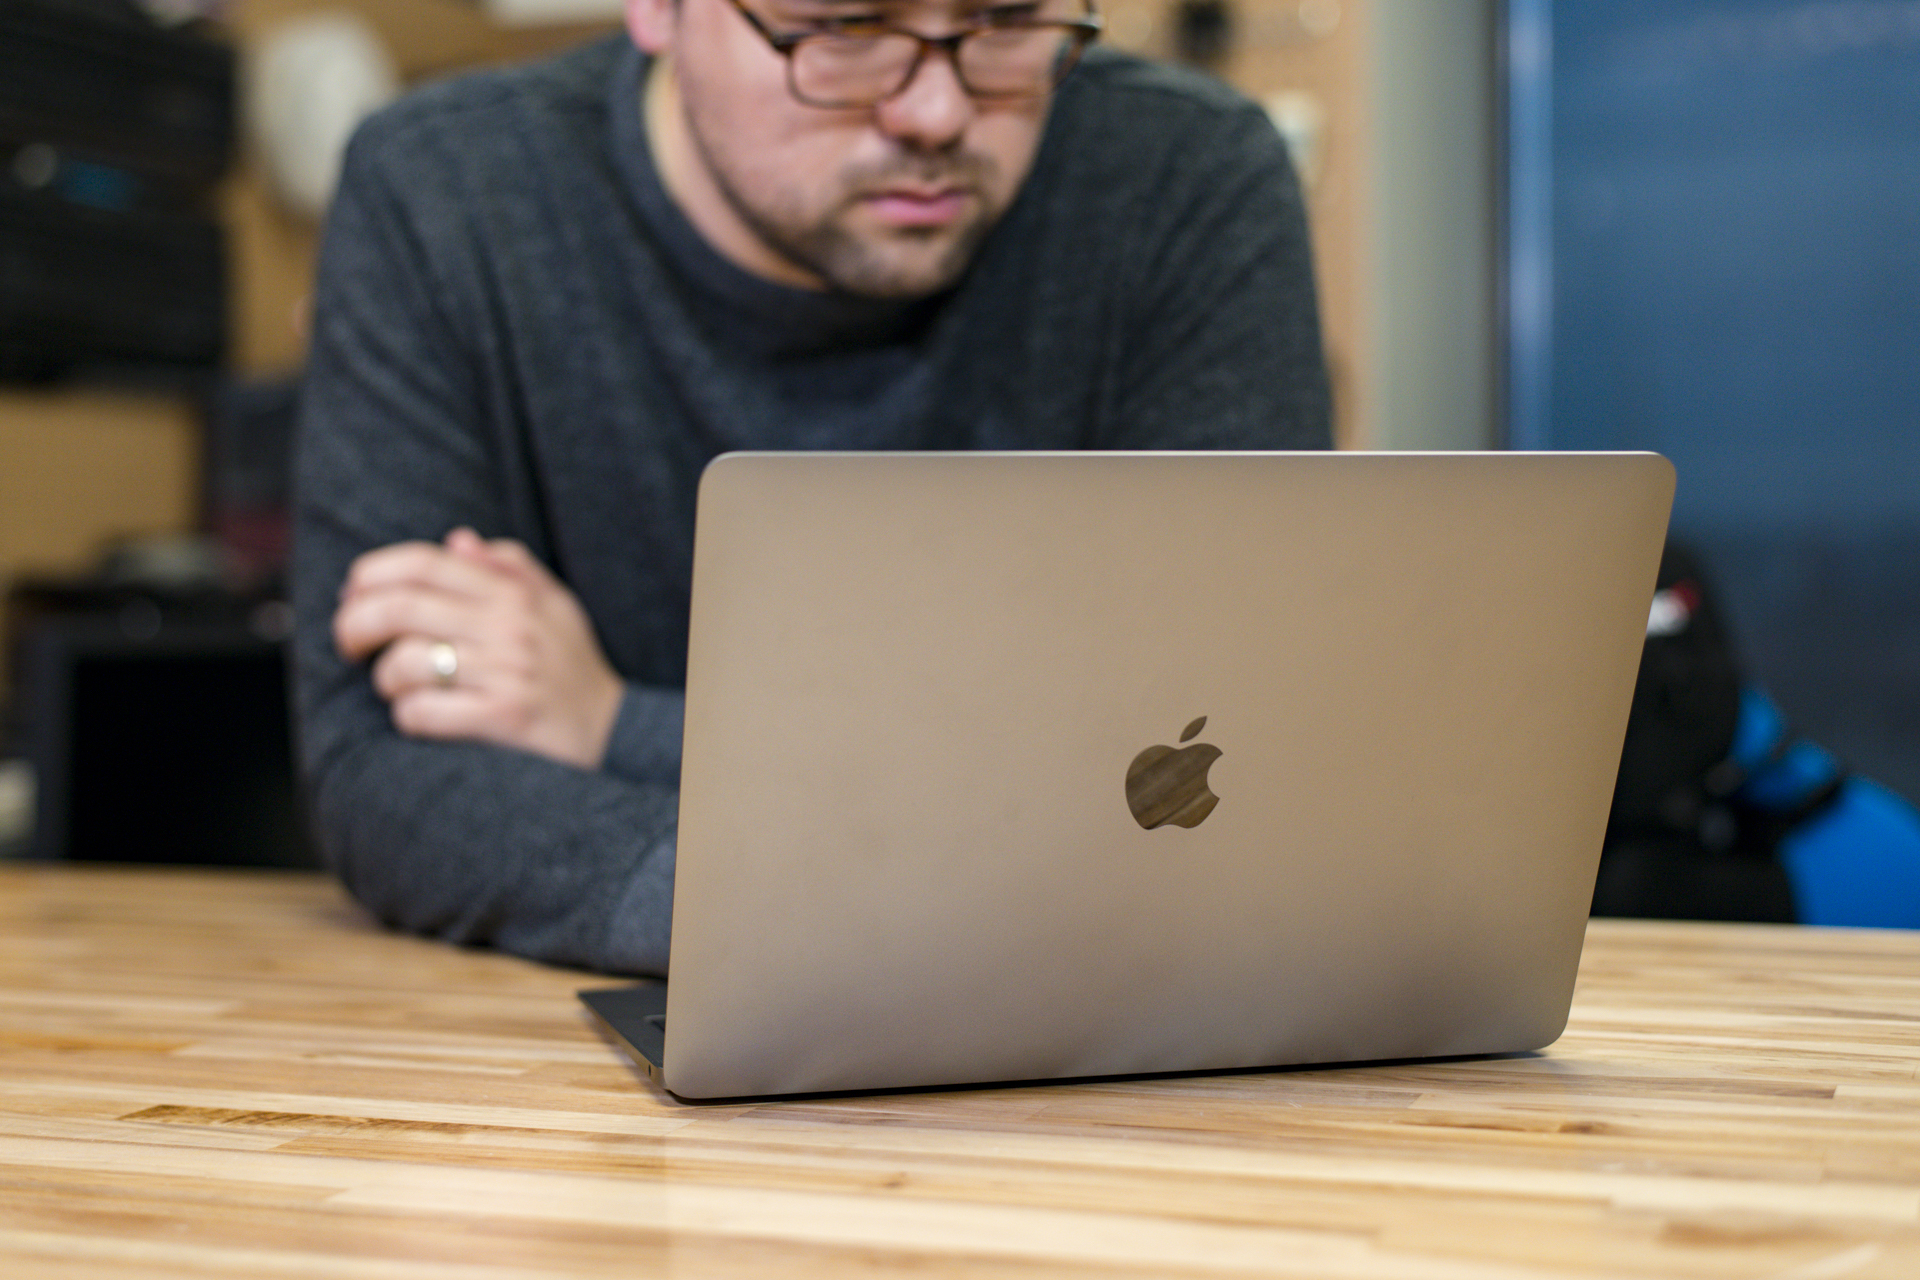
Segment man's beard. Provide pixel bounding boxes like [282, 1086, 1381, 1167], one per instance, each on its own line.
[742, 189, 997, 299]
[688, 124, 1004, 298]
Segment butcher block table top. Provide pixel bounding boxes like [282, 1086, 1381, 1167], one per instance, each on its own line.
[3, 862, 1919, 1278]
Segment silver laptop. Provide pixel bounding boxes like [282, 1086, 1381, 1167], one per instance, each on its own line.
[583, 451, 1674, 1100]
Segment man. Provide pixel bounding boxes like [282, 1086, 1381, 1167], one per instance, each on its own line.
[293, 0, 1331, 974]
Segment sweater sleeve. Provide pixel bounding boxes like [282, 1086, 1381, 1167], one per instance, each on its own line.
[291, 121, 676, 975]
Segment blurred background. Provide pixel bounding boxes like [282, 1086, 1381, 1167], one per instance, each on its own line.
[0, 1, 1914, 883]
[1508, 0, 1920, 816]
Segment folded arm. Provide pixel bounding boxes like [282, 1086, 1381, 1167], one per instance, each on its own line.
[292, 124, 679, 974]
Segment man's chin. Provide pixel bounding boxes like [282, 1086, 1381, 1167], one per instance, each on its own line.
[806, 219, 992, 299]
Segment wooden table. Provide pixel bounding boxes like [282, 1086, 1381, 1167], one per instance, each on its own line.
[3, 865, 1919, 1278]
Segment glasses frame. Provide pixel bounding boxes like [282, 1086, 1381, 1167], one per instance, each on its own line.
[724, 0, 1104, 109]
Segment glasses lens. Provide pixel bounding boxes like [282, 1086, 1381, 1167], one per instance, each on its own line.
[958, 26, 1080, 98]
[792, 32, 921, 106]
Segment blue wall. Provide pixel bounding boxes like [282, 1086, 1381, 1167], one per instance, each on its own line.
[1509, 0, 1920, 801]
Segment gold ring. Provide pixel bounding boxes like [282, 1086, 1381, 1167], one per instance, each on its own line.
[428, 640, 459, 688]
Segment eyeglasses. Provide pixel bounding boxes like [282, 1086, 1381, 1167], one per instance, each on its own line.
[725, 0, 1104, 109]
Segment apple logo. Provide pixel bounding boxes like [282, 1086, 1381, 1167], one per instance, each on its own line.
[1125, 716, 1223, 830]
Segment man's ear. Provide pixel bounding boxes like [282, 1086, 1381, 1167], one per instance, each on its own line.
[626, 0, 676, 54]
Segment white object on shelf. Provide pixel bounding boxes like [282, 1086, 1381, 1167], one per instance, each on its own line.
[247, 12, 400, 220]
[1264, 90, 1325, 190]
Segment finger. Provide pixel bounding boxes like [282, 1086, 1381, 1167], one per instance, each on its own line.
[453, 532, 549, 587]
[333, 584, 487, 661]
[370, 635, 465, 702]
[344, 539, 507, 604]
[341, 541, 443, 598]
[480, 537, 556, 587]
[445, 527, 517, 576]
[387, 685, 503, 744]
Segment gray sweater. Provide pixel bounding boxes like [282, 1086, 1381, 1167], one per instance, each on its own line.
[292, 38, 1330, 975]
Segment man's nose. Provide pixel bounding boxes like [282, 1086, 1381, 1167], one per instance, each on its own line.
[873, 44, 976, 148]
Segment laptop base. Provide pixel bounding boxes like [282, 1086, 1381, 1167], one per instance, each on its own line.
[580, 985, 667, 1086]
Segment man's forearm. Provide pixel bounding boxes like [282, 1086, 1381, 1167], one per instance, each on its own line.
[603, 682, 686, 787]
[302, 715, 679, 974]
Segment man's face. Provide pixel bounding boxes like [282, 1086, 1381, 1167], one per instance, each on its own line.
[629, 0, 1053, 298]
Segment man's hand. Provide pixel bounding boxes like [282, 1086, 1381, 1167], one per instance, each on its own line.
[333, 528, 623, 769]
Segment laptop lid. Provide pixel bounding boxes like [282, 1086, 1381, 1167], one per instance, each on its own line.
[599, 451, 1673, 1100]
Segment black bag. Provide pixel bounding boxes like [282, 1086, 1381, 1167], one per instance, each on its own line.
[1591, 543, 1801, 921]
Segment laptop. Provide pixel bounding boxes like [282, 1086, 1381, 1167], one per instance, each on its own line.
[582, 451, 1674, 1100]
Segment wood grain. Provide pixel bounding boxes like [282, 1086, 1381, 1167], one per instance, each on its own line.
[3, 864, 1919, 1277]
